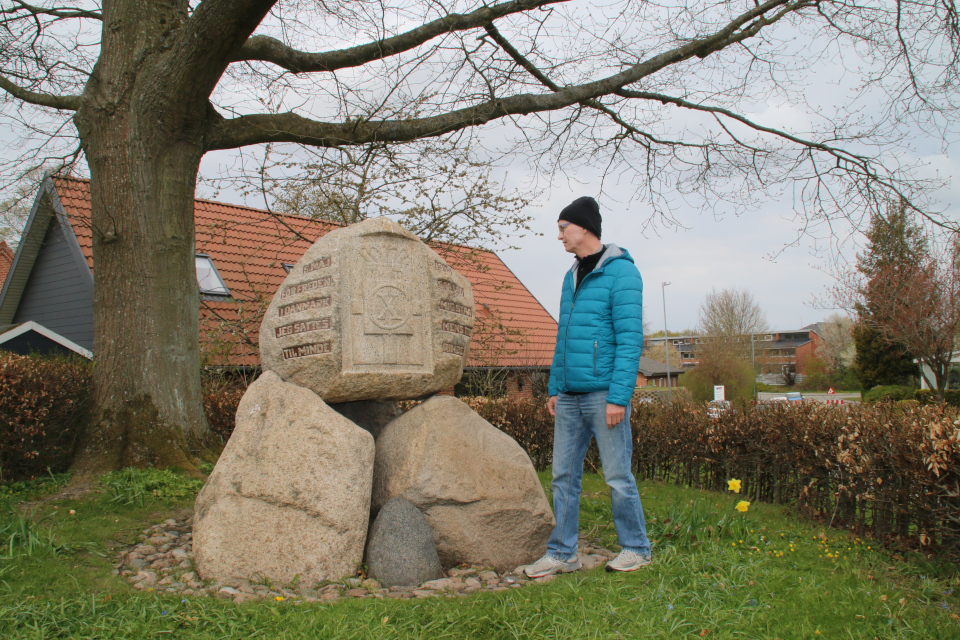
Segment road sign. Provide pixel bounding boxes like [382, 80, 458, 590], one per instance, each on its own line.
[714, 385, 725, 402]
[827, 387, 835, 394]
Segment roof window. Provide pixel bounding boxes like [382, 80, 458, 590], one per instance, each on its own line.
[196, 254, 230, 296]
[282, 263, 295, 273]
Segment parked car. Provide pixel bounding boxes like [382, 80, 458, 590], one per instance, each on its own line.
[785, 391, 803, 402]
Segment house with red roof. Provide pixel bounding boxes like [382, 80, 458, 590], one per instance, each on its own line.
[0, 177, 557, 398]
[0, 241, 13, 287]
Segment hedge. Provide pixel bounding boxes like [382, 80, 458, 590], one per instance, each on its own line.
[863, 385, 916, 404]
[0, 354, 247, 480]
[0, 352, 91, 481]
[452, 396, 960, 559]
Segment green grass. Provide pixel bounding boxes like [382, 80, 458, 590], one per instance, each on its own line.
[0, 470, 957, 639]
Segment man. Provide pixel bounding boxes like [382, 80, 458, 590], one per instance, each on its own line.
[521, 196, 652, 577]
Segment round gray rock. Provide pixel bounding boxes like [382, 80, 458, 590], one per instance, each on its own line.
[365, 497, 443, 587]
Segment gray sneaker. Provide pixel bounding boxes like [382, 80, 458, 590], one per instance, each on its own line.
[521, 554, 582, 578]
[605, 549, 652, 572]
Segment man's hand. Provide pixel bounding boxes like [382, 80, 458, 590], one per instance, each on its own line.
[547, 395, 558, 416]
[606, 403, 625, 427]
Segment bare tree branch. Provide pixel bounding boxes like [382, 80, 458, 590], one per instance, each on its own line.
[483, 23, 706, 150]
[207, 0, 808, 150]
[0, 72, 79, 110]
[1, 0, 102, 21]
[233, 0, 566, 72]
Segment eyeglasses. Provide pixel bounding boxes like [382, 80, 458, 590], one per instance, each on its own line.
[558, 222, 573, 233]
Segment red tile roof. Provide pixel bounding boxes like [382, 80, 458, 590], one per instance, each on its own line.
[0, 241, 13, 289]
[52, 178, 557, 368]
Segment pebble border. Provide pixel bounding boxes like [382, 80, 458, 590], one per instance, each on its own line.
[113, 515, 619, 604]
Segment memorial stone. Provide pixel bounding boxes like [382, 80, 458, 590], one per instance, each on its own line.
[193, 372, 374, 586]
[373, 396, 555, 572]
[259, 217, 474, 403]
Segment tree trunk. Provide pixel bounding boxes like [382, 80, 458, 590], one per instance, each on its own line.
[68, 2, 220, 480]
[69, 141, 215, 478]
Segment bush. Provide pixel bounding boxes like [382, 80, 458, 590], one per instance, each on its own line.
[0, 353, 91, 482]
[895, 399, 920, 410]
[798, 358, 830, 391]
[627, 401, 960, 560]
[680, 352, 754, 404]
[914, 389, 934, 405]
[944, 390, 960, 407]
[462, 394, 960, 560]
[202, 378, 248, 441]
[863, 385, 916, 404]
[828, 366, 861, 392]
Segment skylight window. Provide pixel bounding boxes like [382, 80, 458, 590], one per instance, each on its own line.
[282, 263, 295, 273]
[196, 254, 230, 296]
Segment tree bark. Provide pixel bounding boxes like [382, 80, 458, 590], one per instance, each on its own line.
[68, 0, 221, 479]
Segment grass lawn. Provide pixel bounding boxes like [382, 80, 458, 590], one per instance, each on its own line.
[0, 471, 957, 639]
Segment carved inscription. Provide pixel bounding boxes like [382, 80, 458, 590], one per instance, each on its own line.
[282, 341, 333, 359]
[433, 261, 453, 274]
[303, 256, 332, 274]
[278, 297, 331, 318]
[368, 284, 408, 330]
[438, 299, 473, 317]
[442, 342, 466, 356]
[441, 320, 471, 337]
[280, 276, 333, 299]
[437, 279, 464, 297]
[343, 236, 433, 373]
[275, 317, 332, 339]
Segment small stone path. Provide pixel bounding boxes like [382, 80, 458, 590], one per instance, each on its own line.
[114, 515, 618, 604]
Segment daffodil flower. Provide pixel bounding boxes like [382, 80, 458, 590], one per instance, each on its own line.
[727, 479, 742, 493]
[736, 501, 750, 513]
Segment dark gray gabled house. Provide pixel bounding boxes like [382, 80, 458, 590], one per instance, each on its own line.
[0, 177, 94, 353]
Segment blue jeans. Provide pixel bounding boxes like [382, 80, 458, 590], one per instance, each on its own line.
[547, 391, 651, 559]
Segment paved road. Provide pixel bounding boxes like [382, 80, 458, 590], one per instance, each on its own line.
[757, 391, 860, 404]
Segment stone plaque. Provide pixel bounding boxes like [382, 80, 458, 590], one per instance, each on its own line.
[259, 217, 474, 403]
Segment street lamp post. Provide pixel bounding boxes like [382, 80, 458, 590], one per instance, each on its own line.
[751, 333, 757, 402]
[662, 281, 672, 403]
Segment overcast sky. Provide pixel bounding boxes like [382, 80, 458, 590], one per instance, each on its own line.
[495, 150, 960, 332]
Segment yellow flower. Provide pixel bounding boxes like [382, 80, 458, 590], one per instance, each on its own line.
[736, 501, 750, 513]
[727, 479, 742, 493]
[275, 596, 284, 601]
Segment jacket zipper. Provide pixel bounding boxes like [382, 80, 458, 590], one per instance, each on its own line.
[563, 266, 603, 388]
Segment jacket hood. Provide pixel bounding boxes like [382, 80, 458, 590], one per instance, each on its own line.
[568, 244, 633, 277]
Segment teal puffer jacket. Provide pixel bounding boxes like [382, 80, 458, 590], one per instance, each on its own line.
[547, 244, 643, 406]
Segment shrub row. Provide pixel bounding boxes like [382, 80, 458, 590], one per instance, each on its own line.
[467, 396, 960, 560]
[864, 385, 960, 407]
[0, 352, 90, 481]
[0, 354, 248, 481]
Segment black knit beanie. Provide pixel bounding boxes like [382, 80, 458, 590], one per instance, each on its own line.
[558, 196, 602, 239]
